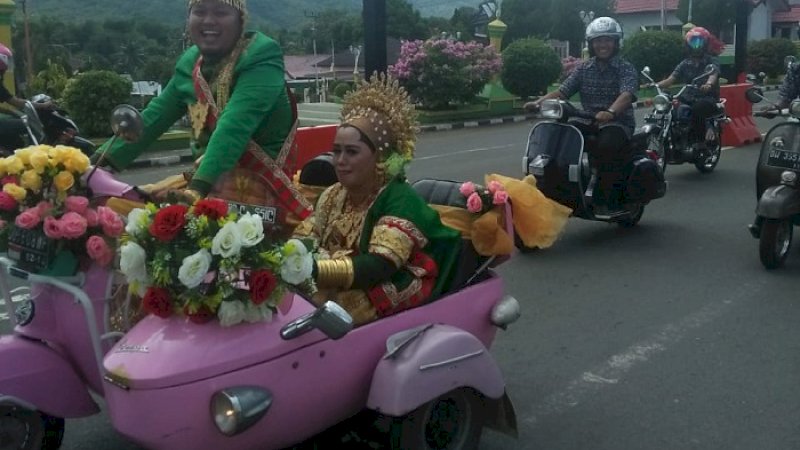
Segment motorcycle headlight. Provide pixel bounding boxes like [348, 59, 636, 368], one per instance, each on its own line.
[790, 100, 800, 117]
[211, 387, 273, 436]
[653, 94, 670, 113]
[540, 100, 564, 119]
[781, 171, 798, 185]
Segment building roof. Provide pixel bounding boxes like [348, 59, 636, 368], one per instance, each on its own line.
[615, 0, 679, 14]
[774, 4, 800, 22]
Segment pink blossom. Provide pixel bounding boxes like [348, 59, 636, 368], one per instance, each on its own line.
[0, 192, 17, 212]
[85, 208, 99, 227]
[459, 181, 476, 197]
[493, 190, 509, 205]
[36, 201, 53, 217]
[65, 196, 89, 215]
[43, 216, 62, 239]
[97, 206, 124, 237]
[59, 212, 88, 239]
[1, 175, 17, 186]
[86, 235, 113, 267]
[487, 180, 505, 194]
[467, 192, 483, 213]
[14, 209, 41, 229]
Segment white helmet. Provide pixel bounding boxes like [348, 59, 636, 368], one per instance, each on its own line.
[585, 17, 623, 56]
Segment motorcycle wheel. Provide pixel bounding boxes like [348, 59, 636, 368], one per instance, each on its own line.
[694, 126, 721, 173]
[0, 403, 64, 450]
[646, 134, 667, 174]
[759, 218, 793, 270]
[389, 388, 484, 450]
[617, 203, 645, 228]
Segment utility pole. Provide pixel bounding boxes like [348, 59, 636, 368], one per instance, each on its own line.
[363, 0, 387, 80]
[305, 10, 321, 101]
[661, 0, 667, 30]
[21, 0, 34, 84]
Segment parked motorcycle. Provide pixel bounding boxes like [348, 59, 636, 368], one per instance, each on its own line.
[0, 94, 95, 156]
[745, 62, 800, 269]
[522, 99, 666, 228]
[0, 106, 520, 449]
[640, 64, 729, 174]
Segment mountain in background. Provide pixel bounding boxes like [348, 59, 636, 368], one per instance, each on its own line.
[26, 0, 477, 28]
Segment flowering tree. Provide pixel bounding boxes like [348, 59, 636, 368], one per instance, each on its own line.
[389, 38, 502, 110]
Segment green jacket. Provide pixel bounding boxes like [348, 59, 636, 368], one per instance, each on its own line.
[100, 31, 292, 195]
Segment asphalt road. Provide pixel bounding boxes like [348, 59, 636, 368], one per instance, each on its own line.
[5, 99, 800, 450]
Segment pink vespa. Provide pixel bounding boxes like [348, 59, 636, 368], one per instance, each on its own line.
[0, 107, 521, 450]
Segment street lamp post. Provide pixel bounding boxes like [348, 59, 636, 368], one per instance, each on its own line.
[579, 10, 594, 60]
[349, 44, 362, 83]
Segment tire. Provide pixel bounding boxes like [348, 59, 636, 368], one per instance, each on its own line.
[617, 203, 645, 228]
[389, 388, 485, 450]
[694, 126, 721, 173]
[759, 218, 793, 270]
[0, 403, 64, 450]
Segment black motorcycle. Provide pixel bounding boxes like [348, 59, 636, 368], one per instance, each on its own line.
[522, 99, 666, 228]
[0, 95, 95, 156]
[640, 64, 729, 174]
[745, 80, 800, 269]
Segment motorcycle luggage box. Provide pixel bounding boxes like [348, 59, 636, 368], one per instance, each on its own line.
[525, 122, 584, 209]
[624, 156, 666, 203]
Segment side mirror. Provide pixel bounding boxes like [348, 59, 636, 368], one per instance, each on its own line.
[785, 55, 797, 69]
[110, 104, 143, 143]
[280, 301, 354, 341]
[642, 66, 651, 76]
[745, 87, 764, 104]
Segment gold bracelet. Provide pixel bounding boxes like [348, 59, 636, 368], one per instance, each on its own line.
[183, 189, 202, 203]
[316, 258, 354, 289]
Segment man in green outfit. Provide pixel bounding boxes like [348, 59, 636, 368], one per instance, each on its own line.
[96, 0, 309, 224]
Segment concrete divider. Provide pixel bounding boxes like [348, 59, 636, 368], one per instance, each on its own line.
[720, 84, 762, 147]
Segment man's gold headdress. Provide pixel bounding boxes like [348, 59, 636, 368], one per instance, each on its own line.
[188, 0, 247, 14]
[340, 73, 418, 176]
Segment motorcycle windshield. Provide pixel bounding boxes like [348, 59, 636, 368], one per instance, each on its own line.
[758, 123, 800, 197]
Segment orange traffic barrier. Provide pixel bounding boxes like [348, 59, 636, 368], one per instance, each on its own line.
[720, 84, 762, 147]
[293, 124, 337, 170]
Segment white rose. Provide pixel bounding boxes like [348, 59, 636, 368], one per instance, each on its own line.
[178, 249, 212, 289]
[281, 246, 314, 286]
[237, 213, 264, 247]
[211, 222, 242, 258]
[217, 300, 247, 327]
[125, 208, 149, 237]
[119, 242, 148, 283]
[244, 302, 273, 323]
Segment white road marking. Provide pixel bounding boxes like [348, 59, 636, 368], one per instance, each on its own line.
[415, 144, 516, 161]
[522, 281, 763, 425]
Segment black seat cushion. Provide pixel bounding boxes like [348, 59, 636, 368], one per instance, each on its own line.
[299, 152, 337, 187]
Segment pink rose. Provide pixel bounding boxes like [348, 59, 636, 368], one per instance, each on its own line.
[0, 192, 17, 212]
[487, 180, 505, 194]
[459, 181, 476, 197]
[85, 208, 99, 227]
[43, 216, 62, 239]
[467, 192, 483, 213]
[97, 206, 124, 237]
[14, 209, 41, 229]
[1, 175, 17, 186]
[36, 201, 53, 217]
[493, 190, 509, 205]
[86, 235, 113, 267]
[59, 212, 88, 239]
[65, 196, 89, 215]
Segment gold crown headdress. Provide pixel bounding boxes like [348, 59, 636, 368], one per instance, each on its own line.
[340, 73, 418, 176]
[188, 0, 247, 14]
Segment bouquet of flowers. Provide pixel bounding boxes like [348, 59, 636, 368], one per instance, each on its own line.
[120, 198, 315, 326]
[0, 145, 121, 274]
[459, 180, 509, 214]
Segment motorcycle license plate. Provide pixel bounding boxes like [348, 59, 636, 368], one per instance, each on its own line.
[767, 149, 800, 170]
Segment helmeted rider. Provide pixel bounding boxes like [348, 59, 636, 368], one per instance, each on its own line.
[524, 16, 639, 212]
[654, 26, 722, 146]
[0, 43, 54, 151]
[772, 57, 800, 112]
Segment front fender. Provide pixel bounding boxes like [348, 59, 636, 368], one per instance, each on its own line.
[0, 335, 98, 418]
[367, 324, 505, 417]
[756, 185, 800, 219]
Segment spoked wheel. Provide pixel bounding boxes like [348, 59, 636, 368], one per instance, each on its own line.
[646, 134, 667, 174]
[759, 218, 793, 270]
[617, 203, 645, 228]
[695, 126, 722, 173]
[0, 403, 64, 450]
[390, 388, 485, 450]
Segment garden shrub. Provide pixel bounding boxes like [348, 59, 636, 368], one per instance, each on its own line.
[62, 70, 132, 137]
[622, 30, 684, 81]
[333, 82, 352, 98]
[29, 60, 70, 100]
[747, 38, 797, 79]
[389, 38, 502, 110]
[500, 38, 560, 99]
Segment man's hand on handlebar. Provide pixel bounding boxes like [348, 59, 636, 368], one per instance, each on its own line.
[523, 101, 541, 113]
[595, 110, 614, 124]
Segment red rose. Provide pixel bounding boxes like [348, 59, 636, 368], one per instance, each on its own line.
[249, 269, 278, 305]
[149, 204, 188, 242]
[193, 199, 229, 221]
[1, 175, 18, 186]
[142, 287, 173, 318]
[183, 304, 215, 324]
[0, 192, 17, 212]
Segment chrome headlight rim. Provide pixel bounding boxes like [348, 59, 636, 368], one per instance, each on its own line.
[211, 386, 273, 437]
[540, 100, 564, 119]
[653, 94, 670, 113]
[781, 170, 798, 185]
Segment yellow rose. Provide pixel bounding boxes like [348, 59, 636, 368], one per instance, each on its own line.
[63, 150, 90, 174]
[14, 147, 34, 165]
[4, 156, 24, 175]
[20, 170, 42, 192]
[29, 150, 51, 174]
[53, 171, 75, 192]
[3, 183, 26, 202]
[48, 146, 69, 165]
